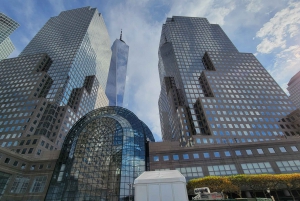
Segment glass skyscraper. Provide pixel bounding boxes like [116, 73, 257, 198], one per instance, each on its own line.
[0, 12, 19, 61]
[158, 16, 298, 147]
[150, 17, 300, 199]
[0, 7, 111, 158]
[106, 31, 129, 107]
[287, 71, 300, 108]
[45, 106, 154, 201]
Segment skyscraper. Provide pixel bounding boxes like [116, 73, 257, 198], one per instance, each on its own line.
[0, 7, 111, 157]
[287, 71, 300, 108]
[0, 13, 19, 60]
[106, 31, 129, 106]
[150, 17, 300, 199]
[158, 16, 298, 147]
[0, 7, 112, 200]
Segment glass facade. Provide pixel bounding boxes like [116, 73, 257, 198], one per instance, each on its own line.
[20, 7, 111, 108]
[287, 71, 300, 108]
[45, 106, 154, 201]
[0, 7, 112, 156]
[106, 34, 129, 107]
[0, 37, 15, 60]
[0, 171, 11, 199]
[158, 16, 297, 146]
[0, 13, 19, 61]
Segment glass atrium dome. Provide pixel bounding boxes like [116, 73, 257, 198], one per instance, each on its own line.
[45, 106, 154, 201]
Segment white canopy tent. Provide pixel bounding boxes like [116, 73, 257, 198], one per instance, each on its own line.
[134, 170, 188, 201]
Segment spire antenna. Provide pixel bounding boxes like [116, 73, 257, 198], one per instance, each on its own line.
[120, 29, 123, 41]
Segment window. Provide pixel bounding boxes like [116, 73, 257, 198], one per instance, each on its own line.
[235, 150, 241, 156]
[39, 164, 43, 169]
[279, 147, 287, 153]
[10, 176, 30, 193]
[257, 149, 264, 154]
[163, 156, 169, 161]
[268, 148, 275, 153]
[176, 166, 203, 181]
[208, 164, 237, 176]
[30, 165, 35, 170]
[153, 156, 159, 162]
[13, 161, 18, 166]
[21, 148, 27, 154]
[193, 153, 199, 159]
[173, 155, 179, 160]
[241, 162, 274, 174]
[183, 154, 189, 159]
[30, 176, 47, 193]
[21, 163, 26, 170]
[214, 152, 220, 157]
[28, 148, 33, 154]
[203, 153, 210, 158]
[276, 160, 300, 173]
[291, 146, 298, 152]
[0, 171, 10, 196]
[32, 139, 37, 144]
[224, 151, 231, 156]
[246, 150, 253, 155]
[37, 149, 41, 155]
[4, 158, 10, 164]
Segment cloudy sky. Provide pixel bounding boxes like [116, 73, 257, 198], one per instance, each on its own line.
[1, 0, 300, 141]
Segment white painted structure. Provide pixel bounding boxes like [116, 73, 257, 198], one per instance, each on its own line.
[134, 170, 189, 201]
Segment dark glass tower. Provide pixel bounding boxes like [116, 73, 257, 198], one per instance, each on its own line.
[158, 17, 298, 146]
[106, 31, 129, 107]
[0, 7, 111, 157]
[287, 71, 300, 108]
[45, 106, 154, 201]
[0, 13, 19, 60]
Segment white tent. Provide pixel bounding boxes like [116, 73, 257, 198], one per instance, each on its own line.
[134, 170, 188, 201]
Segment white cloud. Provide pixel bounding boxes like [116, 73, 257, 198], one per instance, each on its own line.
[167, 0, 235, 26]
[255, 1, 300, 95]
[269, 45, 300, 89]
[256, 1, 300, 54]
[246, 0, 264, 12]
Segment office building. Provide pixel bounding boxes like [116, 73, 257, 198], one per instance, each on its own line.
[158, 16, 298, 147]
[287, 71, 300, 108]
[0, 7, 111, 157]
[105, 31, 129, 106]
[0, 13, 19, 60]
[45, 106, 154, 201]
[0, 7, 112, 200]
[151, 16, 300, 197]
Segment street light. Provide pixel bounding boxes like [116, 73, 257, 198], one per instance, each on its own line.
[128, 183, 133, 201]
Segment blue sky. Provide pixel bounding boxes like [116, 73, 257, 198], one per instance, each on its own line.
[1, 0, 300, 141]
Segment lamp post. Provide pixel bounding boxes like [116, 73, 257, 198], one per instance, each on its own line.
[128, 183, 133, 201]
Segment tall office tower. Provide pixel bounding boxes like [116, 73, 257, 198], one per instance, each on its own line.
[150, 17, 300, 195]
[158, 17, 297, 147]
[106, 31, 129, 106]
[287, 71, 300, 108]
[46, 107, 154, 201]
[0, 7, 111, 159]
[0, 13, 19, 60]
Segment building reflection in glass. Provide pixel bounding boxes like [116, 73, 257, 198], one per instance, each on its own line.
[45, 106, 154, 201]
